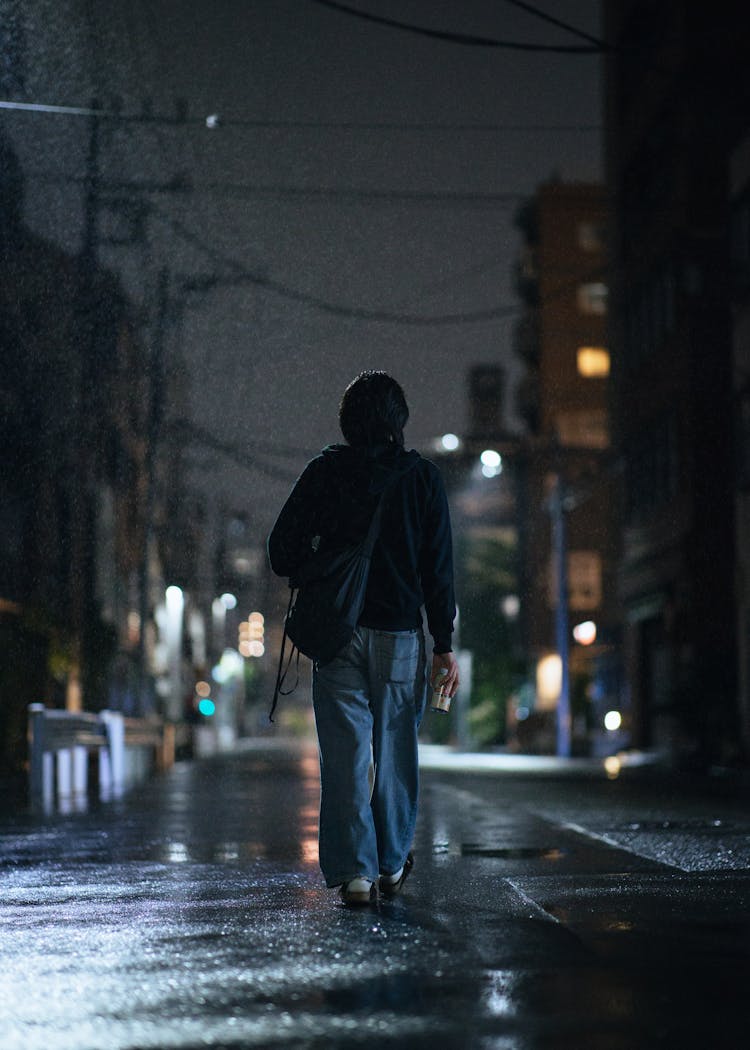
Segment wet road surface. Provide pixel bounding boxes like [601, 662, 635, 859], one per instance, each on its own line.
[1, 739, 749, 1049]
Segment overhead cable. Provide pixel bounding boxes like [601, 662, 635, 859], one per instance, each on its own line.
[27, 170, 527, 206]
[0, 99, 599, 133]
[310, 0, 602, 52]
[159, 205, 611, 329]
[498, 0, 610, 50]
[153, 208, 523, 327]
[170, 418, 309, 460]
[170, 419, 305, 481]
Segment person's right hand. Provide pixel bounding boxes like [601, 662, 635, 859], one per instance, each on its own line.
[431, 651, 459, 699]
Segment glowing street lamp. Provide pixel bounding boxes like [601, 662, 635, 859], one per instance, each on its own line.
[480, 449, 502, 478]
[604, 710, 622, 732]
[164, 585, 184, 722]
[573, 620, 597, 646]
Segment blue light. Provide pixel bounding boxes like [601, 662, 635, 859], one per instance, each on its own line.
[198, 698, 216, 717]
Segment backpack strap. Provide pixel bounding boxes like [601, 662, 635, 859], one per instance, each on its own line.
[269, 588, 300, 722]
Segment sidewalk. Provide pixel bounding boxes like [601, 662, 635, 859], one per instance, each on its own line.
[418, 741, 661, 774]
[1, 739, 748, 1049]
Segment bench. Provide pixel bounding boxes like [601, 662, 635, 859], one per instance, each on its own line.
[27, 705, 173, 810]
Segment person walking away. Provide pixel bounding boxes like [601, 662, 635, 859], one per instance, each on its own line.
[268, 371, 458, 905]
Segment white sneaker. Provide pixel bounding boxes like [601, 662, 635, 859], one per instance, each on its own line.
[340, 877, 377, 905]
[379, 852, 414, 897]
[380, 866, 403, 886]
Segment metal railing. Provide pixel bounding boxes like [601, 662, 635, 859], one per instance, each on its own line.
[27, 704, 174, 810]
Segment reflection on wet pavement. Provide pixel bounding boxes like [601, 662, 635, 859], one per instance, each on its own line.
[1, 741, 749, 1048]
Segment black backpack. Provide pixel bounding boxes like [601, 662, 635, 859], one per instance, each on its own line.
[270, 472, 405, 721]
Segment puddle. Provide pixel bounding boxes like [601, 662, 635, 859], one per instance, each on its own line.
[460, 845, 567, 860]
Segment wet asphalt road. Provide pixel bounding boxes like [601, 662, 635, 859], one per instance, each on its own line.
[1, 739, 749, 1050]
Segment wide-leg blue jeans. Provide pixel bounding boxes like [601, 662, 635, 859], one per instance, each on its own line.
[312, 626, 428, 887]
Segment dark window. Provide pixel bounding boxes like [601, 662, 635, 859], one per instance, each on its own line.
[624, 259, 677, 371]
[626, 414, 680, 522]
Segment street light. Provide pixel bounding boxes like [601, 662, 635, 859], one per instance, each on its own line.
[573, 620, 597, 646]
[164, 585, 184, 722]
[549, 474, 571, 757]
[480, 449, 502, 478]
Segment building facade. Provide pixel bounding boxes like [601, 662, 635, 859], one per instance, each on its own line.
[514, 182, 620, 754]
[730, 134, 750, 760]
[604, 1, 748, 765]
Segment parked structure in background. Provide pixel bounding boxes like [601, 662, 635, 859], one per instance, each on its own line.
[513, 181, 621, 756]
[604, 1, 748, 766]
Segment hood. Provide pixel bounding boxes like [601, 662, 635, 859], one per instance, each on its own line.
[320, 443, 420, 496]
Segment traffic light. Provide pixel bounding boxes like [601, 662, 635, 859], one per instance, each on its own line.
[194, 680, 216, 718]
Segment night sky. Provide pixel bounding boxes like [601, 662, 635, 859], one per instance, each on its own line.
[5, 0, 603, 537]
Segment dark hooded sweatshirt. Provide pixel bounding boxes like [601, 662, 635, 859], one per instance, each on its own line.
[267, 443, 455, 653]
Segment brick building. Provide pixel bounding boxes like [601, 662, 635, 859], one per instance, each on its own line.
[514, 181, 620, 753]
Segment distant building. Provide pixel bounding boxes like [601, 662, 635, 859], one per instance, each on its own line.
[0, 134, 153, 770]
[428, 365, 524, 747]
[513, 182, 620, 754]
[604, 1, 748, 765]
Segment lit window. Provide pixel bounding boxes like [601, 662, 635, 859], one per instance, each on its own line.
[568, 552, 602, 611]
[555, 410, 609, 449]
[577, 347, 610, 378]
[536, 654, 562, 709]
[577, 282, 608, 315]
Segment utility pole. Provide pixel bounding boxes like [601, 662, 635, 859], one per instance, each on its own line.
[137, 266, 170, 714]
[551, 471, 571, 758]
[68, 97, 101, 712]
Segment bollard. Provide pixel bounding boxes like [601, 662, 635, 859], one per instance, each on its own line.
[28, 703, 47, 801]
[56, 748, 72, 799]
[73, 745, 88, 796]
[100, 710, 125, 797]
[28, 703, 55, 808]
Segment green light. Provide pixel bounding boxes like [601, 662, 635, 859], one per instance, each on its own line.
[198, 698, 216, 717]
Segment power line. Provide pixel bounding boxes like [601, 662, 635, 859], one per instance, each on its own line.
[170, 419, 304, 481]
[152, 207, 524, 327]
[151, 205, 611, 330]
[25, 170, 527, 206]
[498, 0, 610, 50]
[309, 0, 602, 53]
[194, 119, 602, 133]
[170, 419, 309, 460]
[0, 100, 101, 117]
[390, 252, 507, 311]
[177, 183, 525, 206]
[0, 98, 600, 133]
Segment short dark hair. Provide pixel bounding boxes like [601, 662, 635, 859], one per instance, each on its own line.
[339, 371, 409, 447]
